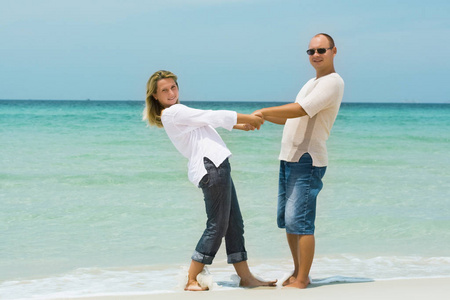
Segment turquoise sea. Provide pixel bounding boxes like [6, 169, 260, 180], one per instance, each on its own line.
[1, 100, 449, 299]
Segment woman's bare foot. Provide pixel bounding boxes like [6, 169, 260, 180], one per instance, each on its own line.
[284, 277, 310, 289]
[184, 280, 209, 291]
[240, 275, 277, 288]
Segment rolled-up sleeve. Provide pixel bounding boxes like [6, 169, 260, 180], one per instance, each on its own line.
[300, 78, 342, 118]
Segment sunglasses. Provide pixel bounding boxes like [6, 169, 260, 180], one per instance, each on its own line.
[306, 47, 333, 55]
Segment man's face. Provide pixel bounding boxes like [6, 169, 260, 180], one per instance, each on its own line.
[308, 35, 336, 73]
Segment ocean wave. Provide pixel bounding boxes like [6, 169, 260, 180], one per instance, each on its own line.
[1, 255, 449, 299]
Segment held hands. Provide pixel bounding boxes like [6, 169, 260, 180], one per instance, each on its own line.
[248, 113, 264, 130]
[233, 123, 256, 131]
[235, 113, 264, 131]
[252, 110, 264, 120]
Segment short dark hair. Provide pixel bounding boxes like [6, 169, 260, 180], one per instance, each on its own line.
[316, 33, 335, 48]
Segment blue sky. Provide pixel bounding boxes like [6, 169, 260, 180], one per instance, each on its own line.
[1, 0, 449, 103]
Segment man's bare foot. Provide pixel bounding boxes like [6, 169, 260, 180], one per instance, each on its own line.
[282, 274, 296, 286]
[284, 277, 310, 289]
[184, 280, 209, 291]
[240, 276, 277, 288]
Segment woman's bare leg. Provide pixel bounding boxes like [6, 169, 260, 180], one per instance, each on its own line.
[185, 260, 208, 291]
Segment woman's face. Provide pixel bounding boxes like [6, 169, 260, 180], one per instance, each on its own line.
[153, 78, 179, 108]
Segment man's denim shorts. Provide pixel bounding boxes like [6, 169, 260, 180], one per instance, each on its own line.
[277, 153, 326, 235]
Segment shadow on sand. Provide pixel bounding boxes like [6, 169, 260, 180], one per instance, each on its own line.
[215, 275, 373, 289]
[309, 276, 374, 288]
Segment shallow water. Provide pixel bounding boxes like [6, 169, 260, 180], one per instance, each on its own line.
[1, 100, 449, 298]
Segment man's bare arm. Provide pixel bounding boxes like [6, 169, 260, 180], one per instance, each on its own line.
[254, 103, 307, 124]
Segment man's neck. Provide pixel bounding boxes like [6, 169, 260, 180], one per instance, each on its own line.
[316, 67, 336, 79]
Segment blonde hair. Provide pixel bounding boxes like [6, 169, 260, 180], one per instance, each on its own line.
[143, 70, 179, 127]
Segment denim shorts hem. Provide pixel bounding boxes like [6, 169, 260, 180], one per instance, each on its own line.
[285, 229, 315, 235]
[280, 224, 315, 235]
[227, 252, 248, 264]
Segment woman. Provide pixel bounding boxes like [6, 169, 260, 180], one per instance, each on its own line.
[143, 70, 276, 291]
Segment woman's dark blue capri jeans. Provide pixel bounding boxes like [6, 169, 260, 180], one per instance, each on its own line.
[191, 157, 248, 265]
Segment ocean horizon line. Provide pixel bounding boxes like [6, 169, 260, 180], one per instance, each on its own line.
[1, 99, 449, 105]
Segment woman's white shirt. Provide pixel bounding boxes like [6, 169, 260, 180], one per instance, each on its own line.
[161, 104, 237, 186]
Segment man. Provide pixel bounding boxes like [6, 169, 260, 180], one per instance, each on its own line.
[254, 33, 344, 288]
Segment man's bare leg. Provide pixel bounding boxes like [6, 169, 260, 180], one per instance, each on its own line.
[283, 233, 300, 286]
[285, 234, 314, 289]
[185, 260, 208, 291]
[233, 261, 277, 287]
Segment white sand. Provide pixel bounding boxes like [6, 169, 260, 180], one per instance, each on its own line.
[58, 277, 450, 300]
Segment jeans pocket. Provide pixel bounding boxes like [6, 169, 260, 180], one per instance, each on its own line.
[198, 174, 210, 188]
